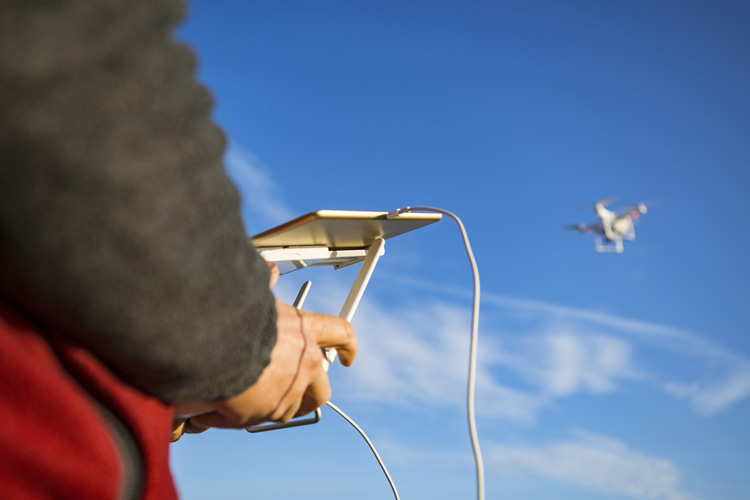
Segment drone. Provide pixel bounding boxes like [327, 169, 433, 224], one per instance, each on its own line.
[565, 197, 647, 253]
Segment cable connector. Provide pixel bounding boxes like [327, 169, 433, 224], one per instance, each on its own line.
[386, 207, 411, 219]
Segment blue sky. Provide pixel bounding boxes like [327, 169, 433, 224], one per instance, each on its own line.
[170, 2, 750, 499]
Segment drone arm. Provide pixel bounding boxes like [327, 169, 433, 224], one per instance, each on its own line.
[594, 234, 605, 252]
[624, 219, 636, 240]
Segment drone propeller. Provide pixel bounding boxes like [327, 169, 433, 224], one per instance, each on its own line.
[575, 196, 616, 212]
[618, 200, 659, 218]
[563, 223, 590, 233]
[594, 196, 617, 208]
[618, 202, 646, 216]
[639, 199, 662, 209]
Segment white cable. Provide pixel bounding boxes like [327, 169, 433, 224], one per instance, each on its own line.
[326, 401, 400, 500]
[387, 206, 485, 500]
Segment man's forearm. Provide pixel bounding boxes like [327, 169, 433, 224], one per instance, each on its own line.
[0, 0, 277, 402]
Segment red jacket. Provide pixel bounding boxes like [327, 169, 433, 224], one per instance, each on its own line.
[0, 303, 178, 500]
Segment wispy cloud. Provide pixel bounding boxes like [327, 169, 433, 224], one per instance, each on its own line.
[300, 279, 643, 425]
[500, 330, 643, 397]
[370, 429, 696, 500]
[663, 368, 750, 416]
[487, 429, 696, 500]
[289, 269, 750, 427]
[223, 141, 295, 233]
[484, 291, 750, 416]
[377, 274, 750, 416]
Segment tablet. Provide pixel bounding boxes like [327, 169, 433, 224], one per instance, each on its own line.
[251, 210, 441, 250]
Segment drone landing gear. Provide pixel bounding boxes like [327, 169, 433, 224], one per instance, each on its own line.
[595, 235, 624, 253]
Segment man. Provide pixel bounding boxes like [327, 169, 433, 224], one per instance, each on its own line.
[0, 1, 356, 498]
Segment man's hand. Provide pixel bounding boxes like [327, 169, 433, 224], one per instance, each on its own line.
[172, 263, 356, 434]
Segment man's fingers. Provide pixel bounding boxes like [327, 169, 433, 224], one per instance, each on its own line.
[297, 369, 331, 417]
[301, 310, 358, 366]
[190, 411, 247, 429]
[267, 262, 279, 289]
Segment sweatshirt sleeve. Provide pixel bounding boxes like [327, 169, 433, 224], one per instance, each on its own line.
[0, 0, 277, 402]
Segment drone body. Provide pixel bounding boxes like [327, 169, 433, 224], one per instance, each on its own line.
[566, 198, 647, 253]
